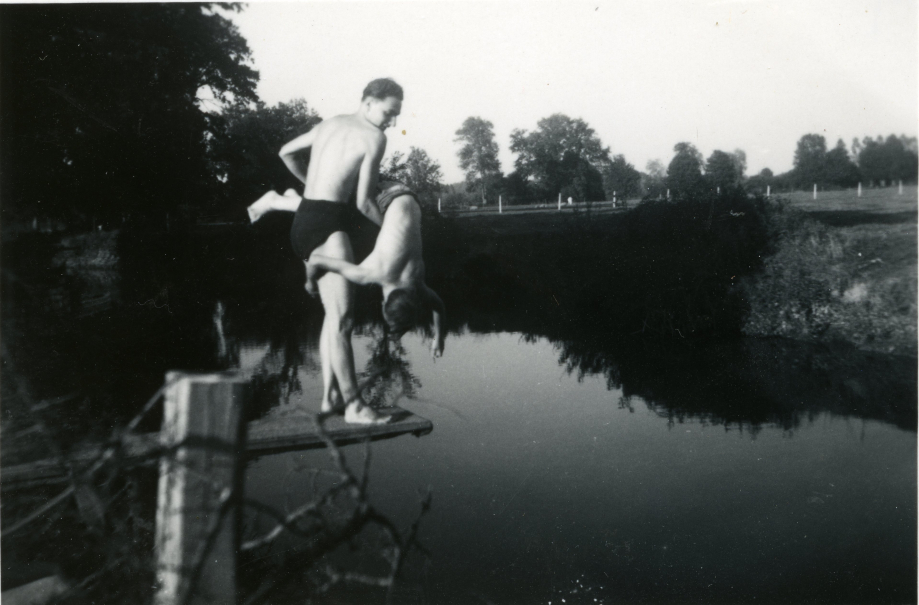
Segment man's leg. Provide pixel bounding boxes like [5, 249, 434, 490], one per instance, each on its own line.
[317, 312, 342, 413]
[313, 232, 389, 425]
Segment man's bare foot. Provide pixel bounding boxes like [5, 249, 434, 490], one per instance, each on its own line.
[320, 399, 344, 414]
[344, 403, 391, 425]
[247, 191, 275, 223]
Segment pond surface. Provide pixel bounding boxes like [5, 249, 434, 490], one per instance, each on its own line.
[242, 328, 916, 604]
[1, 224, 915, 603]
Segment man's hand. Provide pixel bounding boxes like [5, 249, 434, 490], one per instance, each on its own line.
[431, 336, 444, 360]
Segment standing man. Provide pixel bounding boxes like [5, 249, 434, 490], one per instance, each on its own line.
[248, 78, 402, 424]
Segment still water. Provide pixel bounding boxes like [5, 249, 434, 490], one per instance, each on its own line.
[2, 225, 915, 603]
[243, 330, 916, 604]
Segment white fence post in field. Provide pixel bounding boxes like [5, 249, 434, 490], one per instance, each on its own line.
[613, 191, 617, 206]
[438, 198, 441, 213]
[813, 184, 817, 200]
[155, 372, 247, 605]
[899, 180, 903, 195]
[558, 193, 562, 211]
[499, 195, 502, 214]
[858, 182, 862, 197]
[766, 185, 771, 197]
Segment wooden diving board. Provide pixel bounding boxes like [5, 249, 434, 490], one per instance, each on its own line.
[1, 406, 432, 489]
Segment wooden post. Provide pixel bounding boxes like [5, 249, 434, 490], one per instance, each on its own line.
[498, 195, 502, 214]
[156, 372, 247, 605]
[666, 189, 670, 200]
[438, 198, 441, 213]
[766, 185, 770, 197]
[558, 192, 562, 211]
[813, 184, 817, 200]
[717, 186, 720, 194]
[858, 182, 862, 197]
[899, 180, 903, 194]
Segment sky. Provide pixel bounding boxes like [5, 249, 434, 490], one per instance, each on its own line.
[226, 0, 918, 184]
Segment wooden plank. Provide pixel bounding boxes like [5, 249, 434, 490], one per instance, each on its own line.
[154, 372, 246, 605]
[246, 405, 433, 455]
[1, 406, 432, 487]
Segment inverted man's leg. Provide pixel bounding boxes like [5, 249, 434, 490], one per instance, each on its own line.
[314, 232, 389, 425]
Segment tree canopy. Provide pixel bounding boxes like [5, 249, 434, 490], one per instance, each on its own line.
[854, 135, 918, 185]
[0, 3, 259, 226]
[381, 147, 444, 209]
[792, 134, 828, 186]
[666, 142, 704, 194]
[209, 99, 321, 218]
[603, 155, 642, 200]
[509, 114, 610, 201]
[455, 117, 502, 201]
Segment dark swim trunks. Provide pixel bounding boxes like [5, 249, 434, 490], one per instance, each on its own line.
[376, 181, 419, 216]
[289, 199, 379, 262]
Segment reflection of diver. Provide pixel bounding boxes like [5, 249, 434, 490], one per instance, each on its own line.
[308, 182, 446, 360]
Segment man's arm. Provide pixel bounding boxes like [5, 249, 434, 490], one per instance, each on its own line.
[309, 254, 382, 286]
[279, 129, 318, 183]
[425, 286, 446, 359]
[355, 134, 386, 226]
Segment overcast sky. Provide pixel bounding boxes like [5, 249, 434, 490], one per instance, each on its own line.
[227, 0, 917, 184]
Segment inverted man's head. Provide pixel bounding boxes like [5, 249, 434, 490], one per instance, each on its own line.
[361, 78, 403, 130]
[382, 286, 427, 338]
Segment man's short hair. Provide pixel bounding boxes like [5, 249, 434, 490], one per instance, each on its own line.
[382, 286, 425, 337]
[363, 78, 404, 101]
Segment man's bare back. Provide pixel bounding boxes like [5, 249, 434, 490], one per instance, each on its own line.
[302, 115, 385, 208]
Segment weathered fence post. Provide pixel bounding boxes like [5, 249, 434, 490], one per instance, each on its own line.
[858, 182, 862, 197]
[438, 197, 441, 213]
[613, 191, 617, 206]
[557, 192, 562, 211]
[766, 185, 771, 197]
[899, 180, 903, 195]
[155, 372, 247, 605]
[498, 195, 502, 214]
[813, 184, 817, 200]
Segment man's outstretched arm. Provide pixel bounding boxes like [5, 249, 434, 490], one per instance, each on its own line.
[279, 129, 318, 183]
[426, 286, 446, 359]
[309, 254, 381, 286]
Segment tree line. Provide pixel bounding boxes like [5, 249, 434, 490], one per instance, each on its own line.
[3, 3, 916, 230]
[450, 119, 917, 207]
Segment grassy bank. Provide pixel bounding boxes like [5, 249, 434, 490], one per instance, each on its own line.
[739, 187, 916, 355]
[425, 186, 917, 354]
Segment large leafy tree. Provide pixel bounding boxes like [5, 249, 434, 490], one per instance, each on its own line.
[454, 117, 502, 202]
[666, 142, 704, 194]
[209, 99, 321, 217]
[704, 150, 740, 190]
[792, 134, 827, 187]
[0, 3, 259, 226]
[381, 147, 444, 209]
[824, 139, 860, 187]
[602, 155, 642, 200]
[509, 114, 610, 200]
[855, 135, 918, 185]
